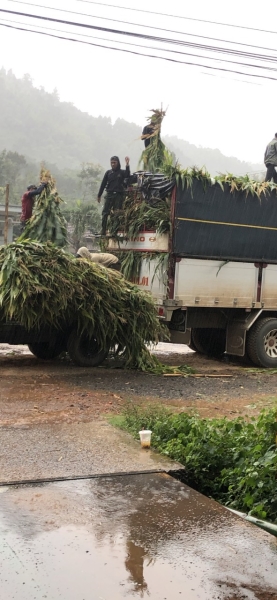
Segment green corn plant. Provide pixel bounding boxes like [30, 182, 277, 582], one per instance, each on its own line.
[18, 167, 68, 247]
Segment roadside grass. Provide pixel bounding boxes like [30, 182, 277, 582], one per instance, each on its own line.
[110, 401, 277, 523]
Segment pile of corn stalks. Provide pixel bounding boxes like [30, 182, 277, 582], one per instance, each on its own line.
[18, 167, 68, 246]
[0, 241, 167, 371]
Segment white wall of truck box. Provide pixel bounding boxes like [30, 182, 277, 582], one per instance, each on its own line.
[135, 257, 167, 302]
[108, 231, 168, 302]
[109, 230, 277, 310]
[108, 231, 169, 252]
[260, 264, 277, 308]
[132, 257, 262, 309]
[173, 259, 260, 309]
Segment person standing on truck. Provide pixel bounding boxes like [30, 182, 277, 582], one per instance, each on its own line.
[97, 156, 130, 236]
[76, 246, 121, 271]
[20, 182, 48, 230]
[264, 134, 277, 183]
[141, 121, 155, 148]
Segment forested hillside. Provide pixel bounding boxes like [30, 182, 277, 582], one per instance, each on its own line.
[0, 68, 264, 182]
[0, 69, 142, 170]
[165, 137, 263, 178]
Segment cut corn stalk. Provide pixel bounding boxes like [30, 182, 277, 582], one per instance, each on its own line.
[18, 166, 68, 247]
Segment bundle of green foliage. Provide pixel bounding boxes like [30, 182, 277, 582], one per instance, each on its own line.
[118, 403, 277, 522]
[171, 165, 277, 199]
[18, 167, 68, 247]
[140, 108, 174, 172]
[108, 190, 171, 240]
[0, 240, 167, 370]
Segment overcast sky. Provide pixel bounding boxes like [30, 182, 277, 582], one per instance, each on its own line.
[0, 0, 277, 165]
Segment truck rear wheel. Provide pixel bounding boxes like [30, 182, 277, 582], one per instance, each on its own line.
[191, 328, 226, 357]
[67, 329, 109, 367]
[28, 340, 65, 360]
[246, 318, 277, 368]
[188, 336, 198, 352]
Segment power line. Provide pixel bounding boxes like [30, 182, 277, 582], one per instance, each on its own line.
[1, 7, 277, 68]
[7, 0, 277, 54]
[76, 0, 277, 36]
[1, 20, 277, 82]
[1, 15, 276, 74]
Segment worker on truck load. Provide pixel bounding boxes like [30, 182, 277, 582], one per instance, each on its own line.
[264, 133, 277, 183]
[97, 155, 130, 236]
[20, 181, 48, 230]
[141, 117, 155, 148]
[76, 246, 121, 271]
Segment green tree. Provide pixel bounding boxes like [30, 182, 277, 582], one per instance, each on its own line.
[0, 149, 27, 202]
[77, 162, 103, 201]
[65, 200, 101, 252]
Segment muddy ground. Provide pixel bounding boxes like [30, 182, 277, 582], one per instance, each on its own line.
[1, 342, 276, 428]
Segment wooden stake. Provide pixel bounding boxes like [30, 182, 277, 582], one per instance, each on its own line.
[163, 373, 233, 378]
[3, 184, 9, 245]
[189, 374, 233, 378]
[163, 373, 184, 377]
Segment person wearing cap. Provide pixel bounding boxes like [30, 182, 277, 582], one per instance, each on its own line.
[97, 155, 130, 236]
[76, 246, 121, 271]
[20, 181, 48, 229]
[264, 133, 277, 183]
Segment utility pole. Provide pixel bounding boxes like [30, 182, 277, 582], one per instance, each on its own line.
[4, 183, 9, 245]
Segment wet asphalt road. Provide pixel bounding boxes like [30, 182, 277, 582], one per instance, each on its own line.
[1, 473, 277, 600]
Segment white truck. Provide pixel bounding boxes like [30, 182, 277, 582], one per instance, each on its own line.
[109, 177, 277, 368]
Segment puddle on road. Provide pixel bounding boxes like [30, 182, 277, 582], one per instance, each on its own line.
[0, 473, 276, 600]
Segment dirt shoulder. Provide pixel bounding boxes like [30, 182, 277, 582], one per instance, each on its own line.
[0, 344, 276, 427]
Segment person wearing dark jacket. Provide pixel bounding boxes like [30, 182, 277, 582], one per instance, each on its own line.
[264, 133, 277, 183]
[97, 156, 130, 235]
[141, 124, 154, 148]
[20, 182, 48, 228]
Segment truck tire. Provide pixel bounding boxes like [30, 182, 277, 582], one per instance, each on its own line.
[67, 329, 109, 367]
[246, 318, 277, 368]
[188, 337, 198, 352]
[28, 340, 65, 360]
[191, 328, 226, 357]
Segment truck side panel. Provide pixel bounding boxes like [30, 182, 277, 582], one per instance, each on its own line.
[260, 264, 277, 308]
[174, 258, 259, 308]
[173, 180, 277, 263]
[135, 257, 168, 302]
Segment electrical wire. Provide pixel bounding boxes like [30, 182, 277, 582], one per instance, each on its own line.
[6, 0, 277, 54]
[1, 20, 277, 82]
[1, 7, 277, 69]
[75, 0, 277, 36]
[1, 15, 276, 74]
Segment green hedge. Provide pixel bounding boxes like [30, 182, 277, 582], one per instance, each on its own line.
[119, 403, 277, 522]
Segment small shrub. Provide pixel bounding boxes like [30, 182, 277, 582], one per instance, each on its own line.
[119, 403, 277, 522]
